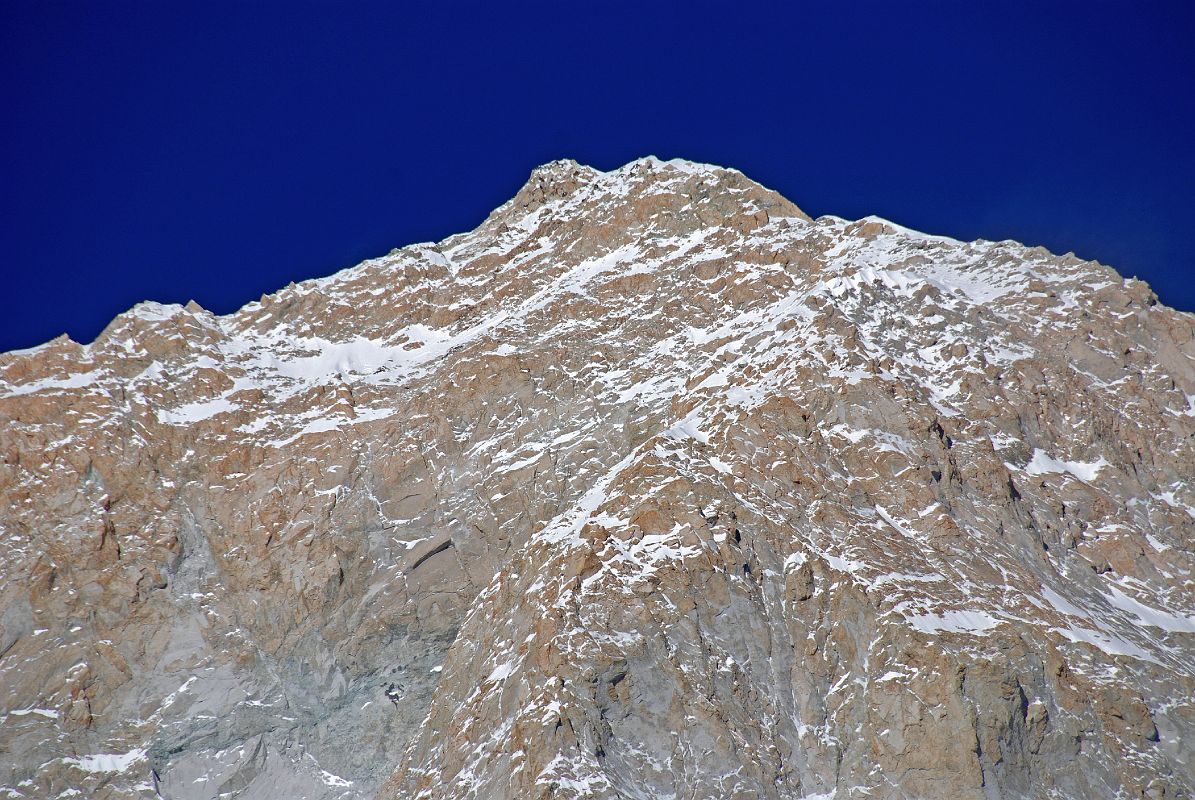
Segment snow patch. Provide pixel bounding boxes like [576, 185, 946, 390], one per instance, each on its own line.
[1104, 587, 1195, 634]
[905, 609, 1000, 635]
[157, 396, 236, 425]
[1017, 449, 1108, 482]
[0, 371, 102, 398]
[63, 748, 147, 773]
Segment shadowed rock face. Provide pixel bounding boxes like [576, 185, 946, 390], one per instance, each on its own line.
[1, 157, 1193, 800]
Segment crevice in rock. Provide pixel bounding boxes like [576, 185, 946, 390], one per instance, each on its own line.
[409, 539, 454, 573]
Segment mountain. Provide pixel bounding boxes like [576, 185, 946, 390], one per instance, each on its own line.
[1, 157, 1193, 800]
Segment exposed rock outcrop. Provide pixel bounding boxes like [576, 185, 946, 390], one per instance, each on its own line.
[2, 157, 1193, 799]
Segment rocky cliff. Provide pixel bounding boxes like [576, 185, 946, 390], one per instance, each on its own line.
[2, 157, 1193, 799]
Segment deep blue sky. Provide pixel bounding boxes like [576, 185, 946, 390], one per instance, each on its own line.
[3, 2, 1193, 352]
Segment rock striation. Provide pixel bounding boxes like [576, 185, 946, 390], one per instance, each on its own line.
[1, 157, 1193, 799]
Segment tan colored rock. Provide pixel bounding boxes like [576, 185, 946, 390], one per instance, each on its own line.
[1, 156, 1193, 799]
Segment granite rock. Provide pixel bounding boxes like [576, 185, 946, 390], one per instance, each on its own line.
[2, 157, 1193, 799]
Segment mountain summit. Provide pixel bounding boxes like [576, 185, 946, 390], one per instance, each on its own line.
[2, 158, 1193, 799]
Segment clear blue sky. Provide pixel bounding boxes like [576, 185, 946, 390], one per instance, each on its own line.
[3, 2, 1193, 351]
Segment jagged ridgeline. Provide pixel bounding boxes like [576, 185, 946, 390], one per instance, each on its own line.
[2, 158, 1193, 799]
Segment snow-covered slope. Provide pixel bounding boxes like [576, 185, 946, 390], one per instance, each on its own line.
[1, 157, 1193, 799]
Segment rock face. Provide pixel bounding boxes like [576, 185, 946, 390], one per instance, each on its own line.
[2, 157, 1194, 800]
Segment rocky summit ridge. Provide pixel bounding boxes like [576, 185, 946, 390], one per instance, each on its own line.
[1, 157, 1193, 799]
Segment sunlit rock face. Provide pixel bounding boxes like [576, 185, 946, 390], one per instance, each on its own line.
[2, 157, 1193, 800]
